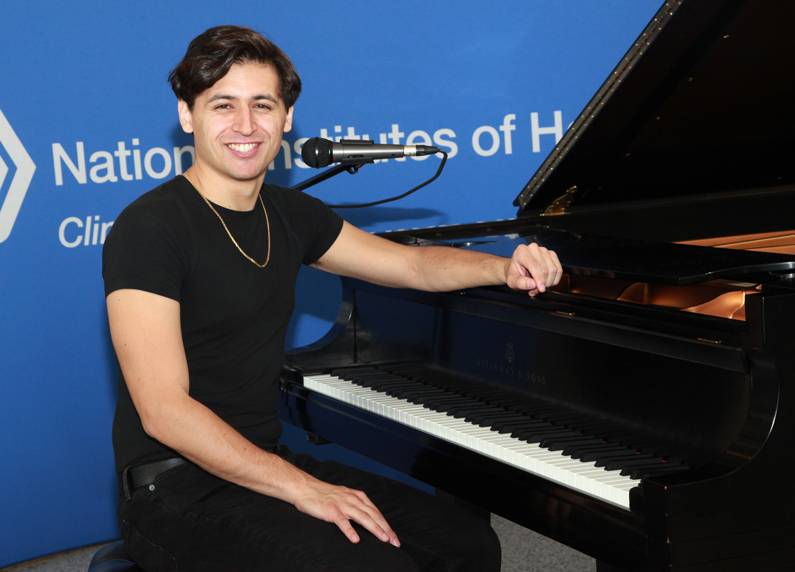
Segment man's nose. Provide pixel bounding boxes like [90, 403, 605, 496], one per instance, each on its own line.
[233, 107, 255, 136]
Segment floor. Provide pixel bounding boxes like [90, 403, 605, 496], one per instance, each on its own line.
[2, 515, 595, 571]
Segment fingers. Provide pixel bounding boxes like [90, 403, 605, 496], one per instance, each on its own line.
[294, 483, 400, 547]
[332, 495, 400, 547]
[507, 243, 563, 296]
[547, 248, 562, 286]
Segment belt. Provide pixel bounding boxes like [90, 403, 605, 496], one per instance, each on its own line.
[121, 457, 186, 497]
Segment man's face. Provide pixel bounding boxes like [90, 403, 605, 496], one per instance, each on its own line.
[178, 62, 293, 184]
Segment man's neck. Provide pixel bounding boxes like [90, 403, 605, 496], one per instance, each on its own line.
[185, 164, 264, 211]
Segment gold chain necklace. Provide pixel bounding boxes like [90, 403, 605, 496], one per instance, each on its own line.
[183, 171, 271, 268]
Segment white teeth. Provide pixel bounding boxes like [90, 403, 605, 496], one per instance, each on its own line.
[228, 143, 257, 152]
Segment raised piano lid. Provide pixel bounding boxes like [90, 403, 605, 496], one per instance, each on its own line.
[513, 0, 795, 245]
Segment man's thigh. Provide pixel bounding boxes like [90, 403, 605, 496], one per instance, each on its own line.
[282, 447, 501, 572]
[119, 461, 419, 572]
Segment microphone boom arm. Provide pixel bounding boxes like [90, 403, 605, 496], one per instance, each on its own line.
[291, 161, 369, 192]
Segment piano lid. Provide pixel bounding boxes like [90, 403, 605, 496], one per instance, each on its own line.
[514, 0, 795, 216]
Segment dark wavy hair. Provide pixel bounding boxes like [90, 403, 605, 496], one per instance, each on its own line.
[168, 25, 302, 110]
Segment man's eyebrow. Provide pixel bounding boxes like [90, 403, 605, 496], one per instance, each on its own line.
[253, 94, 280, 105]
[206, 93, 280, 105]
[207, 93, 236, 103]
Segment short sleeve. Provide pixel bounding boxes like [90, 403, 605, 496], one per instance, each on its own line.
[265, 185, 344, 265]
[102, 191, 192, 301]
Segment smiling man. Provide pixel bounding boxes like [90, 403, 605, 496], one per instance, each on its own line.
[103, 25, 561, 572]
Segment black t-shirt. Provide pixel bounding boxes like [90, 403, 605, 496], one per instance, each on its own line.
[103, 176, 344, 473]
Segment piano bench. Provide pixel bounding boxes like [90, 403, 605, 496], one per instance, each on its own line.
[88, 541, 142, 572]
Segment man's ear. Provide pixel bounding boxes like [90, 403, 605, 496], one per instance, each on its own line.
[178, 100, 194, 134]
[283, 106, 294, 133]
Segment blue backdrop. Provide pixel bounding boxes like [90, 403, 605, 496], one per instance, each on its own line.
[0, 1, 662, 566]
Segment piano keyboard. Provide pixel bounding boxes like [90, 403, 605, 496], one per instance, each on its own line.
[303, 371, 641, 509]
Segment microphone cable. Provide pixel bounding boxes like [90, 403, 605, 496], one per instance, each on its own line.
[326, 151, 448, 209]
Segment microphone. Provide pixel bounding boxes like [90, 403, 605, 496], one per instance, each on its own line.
[301, 137, 441, 168]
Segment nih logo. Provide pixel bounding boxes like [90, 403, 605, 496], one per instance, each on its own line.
[0, 108, 35, 244]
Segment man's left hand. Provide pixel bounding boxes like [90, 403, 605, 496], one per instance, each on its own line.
[505, 243, 563, 296]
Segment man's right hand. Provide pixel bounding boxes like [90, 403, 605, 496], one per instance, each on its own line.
[293, 478, 400, 546]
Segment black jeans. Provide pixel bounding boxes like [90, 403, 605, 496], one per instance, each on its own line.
[117, 446, 501, 572]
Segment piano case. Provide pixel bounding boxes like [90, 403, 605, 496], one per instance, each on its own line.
[281, 1, 795, 570]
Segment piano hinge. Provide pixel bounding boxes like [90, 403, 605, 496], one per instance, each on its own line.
[541, 185, 578, 216]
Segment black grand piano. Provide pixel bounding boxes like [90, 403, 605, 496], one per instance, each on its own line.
[279, 0, 795, 570]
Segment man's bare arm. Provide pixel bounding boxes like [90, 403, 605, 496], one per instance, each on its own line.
[106, 288, 399, 547]
[312, 221, 562, 295]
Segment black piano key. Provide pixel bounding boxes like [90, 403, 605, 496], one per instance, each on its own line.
[413, 393, 468, 407]
[570, 422, 621, 436]
[500, 420, 558, 435]
[598, 454, 656, 469]
[331, 366, 379, 375]
[471, 389, 522, 402]
[567, 445, 629, 460]
[380, 382, 430, 396]
[406, 394, 458, 406]
[394, 383, 444, 394]
[513, 426, 573, 444]
[490, 415, 546, 429]
[521, 408, 574, 421]
[610, 459, 667, 472]
[605, 455, 662, 471]
[504, 418, 560, 431]
[635, 444, 675, 457]
[369, 380, 420, 391]
[434, 387, 493, 403]
[464, 409, 517, 421]
[540, 413, 592, 426]
[434, 398, 483, 413]
[491, 422, 540, 434]
[354, 376, 408, 388]
[582, 450, 644, 464]
[403, 389, 453, 402]
[627, 464, 690, 479]
[538, 432, 587, 448]
[589, 431, 642, 446]
[588, 451, 648, 466]
[493, 399, 546, 413]
[396, 388, 442, 401]
[351, 372, 396, 379]
[542, 436, 604, 451]
[386, 364, 435, 377]
[448, 406, 504, 419]
[333, 369, 383, 381]
[660, 454, 689, 465]
[562, 440, 617, 452]
[374, 385, 422, 397]
[411, 394, 451, 406]
[445, 403, 502, 417]
[468, 412, 527, 426]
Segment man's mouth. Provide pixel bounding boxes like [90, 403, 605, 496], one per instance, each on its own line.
[227, 143, 259, 153]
